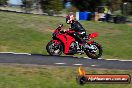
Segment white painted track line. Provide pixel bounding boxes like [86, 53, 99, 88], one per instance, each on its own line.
[0, 52, 14, 53]
[73, 64, 83, 66]
[83, 57, 89, 59]
[0, 52, 132, 61]
[106, 59, 119, 61]
[119, 60, 132, 61]
[98, 58, 102, 59]
[83, 57, 102, 60]
[54, 63, 66, 65]
[91, 65, 96, 67]
[0, 52, 31, 55]
[13, 53, 31, 55]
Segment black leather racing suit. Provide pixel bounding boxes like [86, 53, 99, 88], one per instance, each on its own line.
[70, 20, 86, 43]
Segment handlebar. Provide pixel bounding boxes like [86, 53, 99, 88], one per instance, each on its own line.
[59, 24, 63, 28]
[54, 24, 74, 34]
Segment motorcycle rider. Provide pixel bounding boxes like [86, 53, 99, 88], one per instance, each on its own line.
[65, 14, 87, 49]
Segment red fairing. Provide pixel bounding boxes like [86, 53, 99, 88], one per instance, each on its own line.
[52, 40, 61, 45]
[56, 34, 75, 54]
[88, 32, 98, 39]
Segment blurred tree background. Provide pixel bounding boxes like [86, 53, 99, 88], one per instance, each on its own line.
[0, 0, 131, 15]
[21, 0, 33, 12]
[71, 0, 131, 15]
[71, 0, 124, 12]
[0, 0, 8, 5]
[71, 0, 102, 12]
[40, 0, 63, 14]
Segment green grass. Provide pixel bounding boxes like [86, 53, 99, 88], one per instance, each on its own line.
[0, 12, 132, 59]
[0, 65, 131, 88]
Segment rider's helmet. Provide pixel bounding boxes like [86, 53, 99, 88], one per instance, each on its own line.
[66, 14, 75, 24]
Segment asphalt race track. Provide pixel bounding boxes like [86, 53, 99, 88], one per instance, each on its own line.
[0, 53, 132, 70]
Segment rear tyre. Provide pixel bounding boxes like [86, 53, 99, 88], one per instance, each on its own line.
[85, 42, 102, 59]
[46, 41, 63, 56]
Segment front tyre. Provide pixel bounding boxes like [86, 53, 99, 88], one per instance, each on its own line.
[85, 42, 102, 59]
[46, 40, 63, 56]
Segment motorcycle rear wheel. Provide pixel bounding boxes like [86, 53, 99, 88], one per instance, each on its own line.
[85, 42, 102, 59]
[46, 41, 63, 56]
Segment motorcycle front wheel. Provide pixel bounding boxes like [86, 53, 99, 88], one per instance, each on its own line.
[85, 42, 102, 59]
[46, 41, 63, 56]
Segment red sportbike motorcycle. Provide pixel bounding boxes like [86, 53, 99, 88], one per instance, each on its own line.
[46, 24, 102, 59]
